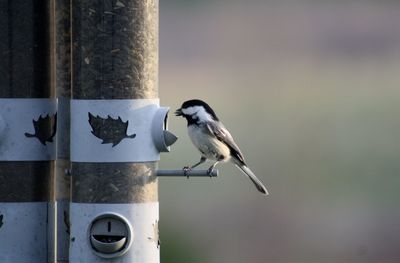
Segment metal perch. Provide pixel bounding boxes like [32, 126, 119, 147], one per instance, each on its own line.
[157, 169, 218, 178]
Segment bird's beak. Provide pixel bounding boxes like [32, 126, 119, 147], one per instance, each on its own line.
[174, 108, 183, 116]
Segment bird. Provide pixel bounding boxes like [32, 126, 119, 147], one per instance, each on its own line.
[175, 99, 268, 195]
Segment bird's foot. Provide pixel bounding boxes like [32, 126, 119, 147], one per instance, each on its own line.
[183, 166, 191, 178]
[207, 167, 214, 177]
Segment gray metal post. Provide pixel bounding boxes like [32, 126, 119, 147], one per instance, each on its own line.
[0, 1, 55, 262]
[70, 0, 159, 262]
[55, 0, 72, 262]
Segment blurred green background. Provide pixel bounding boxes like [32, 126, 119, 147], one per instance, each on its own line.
[158, 1, 400, 262]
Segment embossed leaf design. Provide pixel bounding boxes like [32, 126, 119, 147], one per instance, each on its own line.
[25, 113, 57, 145]
[88, 113, 136, 147]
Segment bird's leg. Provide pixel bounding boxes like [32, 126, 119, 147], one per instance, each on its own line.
[190, 156, 207, 169]
[207, 161, 219, 177]
[183, 156, 206, 178]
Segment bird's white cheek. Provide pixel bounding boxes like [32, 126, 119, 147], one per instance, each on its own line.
[181, 106, 198, 116]
[182, 106, 213, 122]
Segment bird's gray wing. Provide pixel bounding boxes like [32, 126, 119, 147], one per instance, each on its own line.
[205, 121, 246, 165]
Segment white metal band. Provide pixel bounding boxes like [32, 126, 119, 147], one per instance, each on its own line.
[0, 98, 57, 161]
[69, 202, 160, 263]
[0, 202, 48, 263]
[71, 99, 161, 162]
[57, 97, 70, 159]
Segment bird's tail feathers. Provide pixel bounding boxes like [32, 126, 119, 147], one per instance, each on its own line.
[235, 163, 269, 195]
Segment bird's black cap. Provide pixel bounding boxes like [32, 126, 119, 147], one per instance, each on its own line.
[177, 99, 219, 121]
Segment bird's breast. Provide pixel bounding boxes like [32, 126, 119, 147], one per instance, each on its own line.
[187, 125, 230, 161]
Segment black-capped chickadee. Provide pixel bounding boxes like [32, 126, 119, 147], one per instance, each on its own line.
[175, 99, 268, 195]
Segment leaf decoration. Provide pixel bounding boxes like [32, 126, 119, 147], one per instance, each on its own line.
[63, 210, 70, 235]
[148, 220, 160, 249]
[25, 113, 57, 145]
[88, 112, 136, 147]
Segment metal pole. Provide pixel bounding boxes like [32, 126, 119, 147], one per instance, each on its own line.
[70, 0, 159, 262]
[55, 0, 72, 262]
[0, 1, 55, 262]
